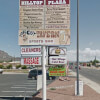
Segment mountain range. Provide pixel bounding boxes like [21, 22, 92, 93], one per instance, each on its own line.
[0, 50, 20, 62]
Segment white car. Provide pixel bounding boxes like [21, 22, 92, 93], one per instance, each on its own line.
[0, 69, 3, 74]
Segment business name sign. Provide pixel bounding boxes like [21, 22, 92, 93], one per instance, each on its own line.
[21, 57, 41, 65]
[19, 0, 70, 30]
[49, 47, 67, 55]
[19, 0, 44, 30]
[49, 56, 67, 64]
[19, 0, 70, 45]
[19, 29, 70, 45]
[20, 0, 44, 6]
[21, 46, 41, 54]
[45, 0, 70, 29]
[49, 67, 66, 76]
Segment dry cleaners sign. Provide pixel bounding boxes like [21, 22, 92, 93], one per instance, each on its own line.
[21, 46, 41, 55]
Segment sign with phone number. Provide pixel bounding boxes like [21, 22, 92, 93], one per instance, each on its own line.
[49, 67, 66, 76]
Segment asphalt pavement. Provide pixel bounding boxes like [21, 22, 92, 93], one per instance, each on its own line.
[71, 66, 100, 85]
[0, 73, 53, 100]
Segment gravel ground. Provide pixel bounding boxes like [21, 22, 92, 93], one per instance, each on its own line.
[29, 77, 100, 100]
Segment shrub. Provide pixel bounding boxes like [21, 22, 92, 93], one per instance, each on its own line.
[16, 65, 21, 69]
[22, 65, 27, 69]
[0, 65, 4, 69]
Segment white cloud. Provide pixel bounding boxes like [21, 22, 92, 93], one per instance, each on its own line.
[67, 48, 100, 61]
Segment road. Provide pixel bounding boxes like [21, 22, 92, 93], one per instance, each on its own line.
[71, 67, 100, 85]
[0, 73, 54, 100]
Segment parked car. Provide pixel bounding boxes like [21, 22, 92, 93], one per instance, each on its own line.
[0, 69, 3, 74]
[28, 69, 56, 80]
[75, 65, 81, 70]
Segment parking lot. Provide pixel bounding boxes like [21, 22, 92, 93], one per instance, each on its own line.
[0, 73, 53, 98]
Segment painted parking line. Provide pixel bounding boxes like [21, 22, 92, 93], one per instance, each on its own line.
[0, 96, 32, 97]
[24, 83, 35, 85]
[2, 91, 33, 93]
[11, 87, 35, 89]
[14, 85, 36, 87]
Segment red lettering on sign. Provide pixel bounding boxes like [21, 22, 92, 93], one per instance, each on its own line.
[23, 57, 39, 65]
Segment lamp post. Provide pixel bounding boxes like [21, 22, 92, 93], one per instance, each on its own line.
[77, 0, 79, 95]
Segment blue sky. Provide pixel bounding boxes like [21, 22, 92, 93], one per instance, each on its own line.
[0, 0, 100, 61]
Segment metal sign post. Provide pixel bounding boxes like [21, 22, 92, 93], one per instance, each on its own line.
[42, 45, 46, 100]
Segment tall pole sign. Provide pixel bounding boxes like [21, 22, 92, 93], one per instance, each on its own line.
[19, 0, 70, 100]
[19, 0, 70, 46]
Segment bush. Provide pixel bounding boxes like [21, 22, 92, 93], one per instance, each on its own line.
[0, 65, 4, 69]
[6, 64, 12, 69]
[16, 65, 21, 69]
[22, 65, 27, 69]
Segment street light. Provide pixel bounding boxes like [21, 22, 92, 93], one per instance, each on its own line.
[76, 0, 79, 95]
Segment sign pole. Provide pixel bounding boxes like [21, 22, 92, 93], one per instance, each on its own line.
[77, 0, 79, 95]
[42, 45, 46, 100]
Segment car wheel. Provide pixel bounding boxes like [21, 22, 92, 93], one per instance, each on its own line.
[0, 72, 3, 74]
[35, 76, 37, 80]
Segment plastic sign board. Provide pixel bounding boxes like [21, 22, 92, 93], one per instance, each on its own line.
[49, 67, 66, 76]
[21, 46, 41, 55]
[21, 57, 41, 65]
[19, 29, 70, 45]
[49, 56, 67, 64]
[49, 47, 67, 55]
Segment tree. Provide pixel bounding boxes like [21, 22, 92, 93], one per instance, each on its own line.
[92, 59, 99, 66]
[6, 64, 12, 69]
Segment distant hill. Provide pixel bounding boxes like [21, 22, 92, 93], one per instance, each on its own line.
[0, 50, 20, 62]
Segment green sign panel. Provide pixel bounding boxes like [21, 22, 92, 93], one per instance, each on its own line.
[49, 67, 66, 76]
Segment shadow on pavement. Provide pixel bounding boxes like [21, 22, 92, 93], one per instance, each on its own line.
[0, 97, 50, 100]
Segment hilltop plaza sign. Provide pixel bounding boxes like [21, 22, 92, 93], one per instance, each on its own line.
[19, 0, 70, 45]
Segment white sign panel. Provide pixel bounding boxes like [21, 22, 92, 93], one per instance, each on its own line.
[21, 46, 41, 55]
[21, 57, 41, 65]
[75, 81, 83, 96]
[49, 56, 67, 64]
[49, 47, 67, 55]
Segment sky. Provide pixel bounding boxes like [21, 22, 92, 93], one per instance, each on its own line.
[0, 0, 100, 61]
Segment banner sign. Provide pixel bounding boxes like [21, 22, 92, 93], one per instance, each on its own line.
[19, 29, 70, 45]
[21, 46, 42, 54]
[49, 47, 67, 55]
[49, 56, 67, 64]
[21, 57, 41, 65]
[49, 67, 66, 76]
